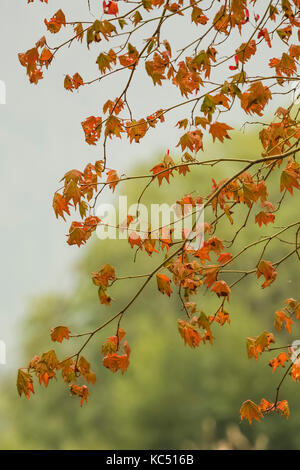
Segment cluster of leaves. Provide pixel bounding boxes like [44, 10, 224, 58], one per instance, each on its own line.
[18, 0, 300, 422]
[17, 325, 131, 406]
[238, 298, 300, 423]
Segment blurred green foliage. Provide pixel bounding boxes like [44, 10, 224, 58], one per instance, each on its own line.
[0, 132, 299, 450]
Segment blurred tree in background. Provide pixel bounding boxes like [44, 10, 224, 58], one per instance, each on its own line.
[1, 133, 299, 450]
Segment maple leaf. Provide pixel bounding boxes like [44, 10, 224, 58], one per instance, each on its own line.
[62, 169, 83, 185]
[196, 311, 211, 332]
[194, 243, 210, 264]
[217, 253, 232, 265]
[39, 48, 53, 68]
[92, 264, 116, 287]
[269, 352, 289, 372]
[200, 94, 216, 117]
[17, 369, 34, 399]
[126, 119, 148, 143]
[103, 334, 130, 374]
[150, 163, 173, 186]
[64, 75, 73, 91]
[103, 1, 119, 16]
[191, 7, 208, 25]
[258, 29, 271, 48]
[119, 43, 139, 68]
[241, 82, 271, 116]
[211, 280, 231, 300]
[57, 359, 76, 384]
[270, 52, 297, 80]
[259, 398, 290, 419]
[44, 9, 66, 34]
[203, 265, 219, 287]
[74, 23, 84, 42]
[102, 328, 126, 355]
[70, 384, 89, 406]
[213, 6, 230, 33]
[67, 222, 88, 247]
[240, 400, 263, 424]
[274, 310, 294, 334]
[177, 319, 202, 348]
[72, 73, 84, 89]
[35, 36, 46, 49]
[145, 52, 169, 86]
[128, 231, 143, 249]
[209, 122, 233, 143]
[259, 398, 273, 412]
[103, 352, 130, 374]
[290, 363, 300, 382]
[50, 326, 71, 343]
[193, 49, 217, 80]
[156, 273, 172, 297]
[28, 350, 59, 388]
[106, 169, 119, 192]
[92, 264, 115, 305]
[64, 180, 82, 208]
[103, 98, 124, 115]
[98, 286, 112, 306]
[177, 130, 203, 153]
[81, 116, 102, 145]
[247, 331, 275, 359]
[105, 115, 124, 139]
[255, 211, 275, 227]
[53, 192, 71, 221]
[172, 59, 202, 97]
[207, 236, 224, 254]
[231, 0, 247, 23]
[256, 260, 277, 289]
[285, 298, 300, 318]
[277, 400, 290, 419]
[96, 52, 116, 74]
[83, 216, 100, 235]
[77, 356, 96, 384]
[178, 164, 190, 177]
[211, 308, 231, 326]
[280, 163, 300, 194]
[289, 44, 300, 60]
[236, 40, 257, 63]
[256, 331, 275, 354]
[212, 93, 231, 109]
[144, 239, 159, 256]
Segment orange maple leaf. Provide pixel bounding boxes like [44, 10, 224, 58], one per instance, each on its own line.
[269, 352, 289, 372]
[211, 280, 231, 300]
[274, 310, 294, 334]
[240, 400, 263, 424]
[280, 163, 300, 195]
[53, 192, 71, 221]
[50, 326, 71, 343]
[156, 273, 173, 297]
[70, 384, 89, 406]
[255, 211, 275, 227]
[177, 319, 202, 348]
[256, 260, 277, 288]
[17, 369, 35, 400]
[44, 9, 66, 34]
[209, 122, 234, 143]
[150, 163, 173, 186]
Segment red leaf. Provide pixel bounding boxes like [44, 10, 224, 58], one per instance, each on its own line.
[156, 273, 173, 297]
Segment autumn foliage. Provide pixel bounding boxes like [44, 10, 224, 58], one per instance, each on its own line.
[18, 0, 300, 422]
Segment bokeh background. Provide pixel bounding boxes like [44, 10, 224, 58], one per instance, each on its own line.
[0, 0, 299, 450]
